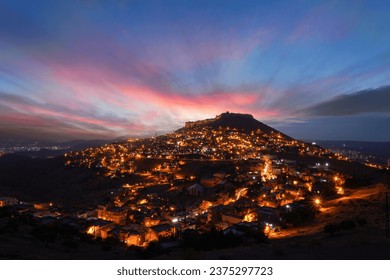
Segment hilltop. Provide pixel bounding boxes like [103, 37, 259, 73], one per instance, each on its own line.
[179, 112, 291, 139]
[64, 112, 327, 178]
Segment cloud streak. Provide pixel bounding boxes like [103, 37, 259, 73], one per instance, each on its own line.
[0, 92, 153, 140]
[1, 1, 390, 140]
[303, 86, 390, 116]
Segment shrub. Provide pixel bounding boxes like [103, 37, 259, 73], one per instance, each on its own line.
[338, 219, 356, 230]
[323, 223, 339, 235]
[323, 219, 356, 236]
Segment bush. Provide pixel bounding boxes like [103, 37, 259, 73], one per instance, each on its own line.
[338, 219, 355, 230]
[137, 241, 161, 258]
[345, 175, 371, 188]
[182, 228, 243, 251]
[323, 223, 339, 236]
[323, 219, 356, 236]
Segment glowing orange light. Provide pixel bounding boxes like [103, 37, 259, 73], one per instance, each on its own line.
[264, 225, 270, 235]
[87, 226, 95, 235]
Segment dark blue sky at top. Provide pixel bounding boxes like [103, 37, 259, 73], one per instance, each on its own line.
[0, 0, 390, 141]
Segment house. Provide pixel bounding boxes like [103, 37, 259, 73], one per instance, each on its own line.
[77, 209, 96, 219]
[0, 197, 18, 207]
[208, 204, 227, 223]
[107, 224, 147, 246]
[143, 217, 161, 227]
[223, 225, 245, 236]
[97, 206, 128, 225]
[85, 219, 113, 238]
[256, 207, 280, 225]
[283, 159, 297, 165]
[36, 216, 58, 226]
[33, 211, 58, 219]
[221, 213, 243, 225]
[200, 176, 218, 187]
[187, 183, 204, 197]
[33, 202, 52, 210]
[258, 198, 279, 208]
[99, 224, 117, 239]
[234, 197, 255, 208]
[263, 154, 277, 161]
[147, 223, 176, 241]
[303, 174, 315, 182]
[273, 167, 282, 175]
[60, 217, 83, 231]
[284, 184, 301, 197]
[120, 229, 145, 246]
[224, 222, 262, 236]
[214, 221, 230, 231]
[213, 172, 226, 182]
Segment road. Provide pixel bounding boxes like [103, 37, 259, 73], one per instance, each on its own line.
[270, 183, 387, 239]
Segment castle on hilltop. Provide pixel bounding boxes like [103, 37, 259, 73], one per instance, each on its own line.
[184, 113, 223, 129]
[184, 112, 254, 129]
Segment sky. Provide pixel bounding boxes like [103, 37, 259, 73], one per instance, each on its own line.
[1, 0, 390, 142]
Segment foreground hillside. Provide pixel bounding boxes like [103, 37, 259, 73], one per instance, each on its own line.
[0, 155, 117, 207]
[1, 184, 388, 260]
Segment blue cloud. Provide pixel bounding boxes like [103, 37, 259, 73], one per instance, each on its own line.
[303, 86, 390, 116]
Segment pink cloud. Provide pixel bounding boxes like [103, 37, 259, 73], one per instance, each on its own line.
[116, 84, 279, 121]
[0, 26, 282, 139]
[0, 93, 151, 138]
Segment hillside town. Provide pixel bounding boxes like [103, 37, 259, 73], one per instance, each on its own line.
[1, 113, 350, 250]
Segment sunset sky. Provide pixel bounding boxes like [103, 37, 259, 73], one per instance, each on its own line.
[1, 0, 390, 141]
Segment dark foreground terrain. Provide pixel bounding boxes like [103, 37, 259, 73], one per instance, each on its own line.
[0, 218, 388, 260]
[0, 154, 119, 207]
[1, 184, 389, 260]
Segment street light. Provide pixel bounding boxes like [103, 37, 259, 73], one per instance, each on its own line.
[312, 196, 322, 211]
